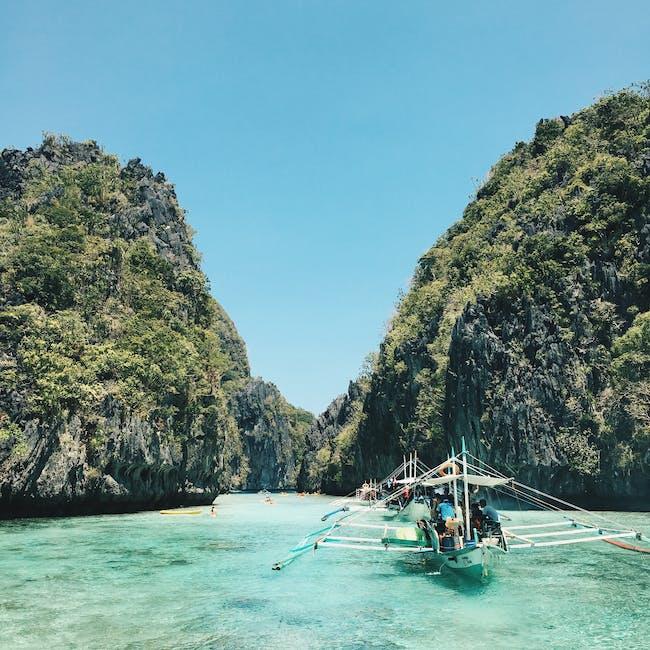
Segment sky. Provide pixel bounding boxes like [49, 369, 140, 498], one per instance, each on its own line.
[1, 1, 649, 413]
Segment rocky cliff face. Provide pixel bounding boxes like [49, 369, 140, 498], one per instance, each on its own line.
[297, 380, 371, 493]
[0, 397, 234, 516]
[230, 377, 312, 490]
[299, 88, 650, 505]
[0, 135, 311, 517]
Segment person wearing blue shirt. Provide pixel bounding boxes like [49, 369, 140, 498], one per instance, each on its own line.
[479, 498, 499, 522]
[434, 495, 455, 530]
[438, 496, 456, 521]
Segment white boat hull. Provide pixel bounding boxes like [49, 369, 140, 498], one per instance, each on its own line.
[428, 543, 504, 579]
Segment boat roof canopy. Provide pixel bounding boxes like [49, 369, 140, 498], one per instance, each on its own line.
[421, 474, 460, 487]
[421, 473, 512, 487]
[465, 474, 512, 487]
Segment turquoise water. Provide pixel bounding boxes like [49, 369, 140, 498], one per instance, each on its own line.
[1, 494, 649, 649]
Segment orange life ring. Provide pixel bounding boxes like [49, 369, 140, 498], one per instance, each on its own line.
[436, 459, 460, 476]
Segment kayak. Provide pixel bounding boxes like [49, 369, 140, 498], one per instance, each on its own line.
[159, 509, 202, 516]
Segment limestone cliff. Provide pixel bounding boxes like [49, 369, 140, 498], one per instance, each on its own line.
[299, 88, 650, 505]
[0, 135, 311, 517]
[231, 377, 312, 490]
[297, 380, 369, 493]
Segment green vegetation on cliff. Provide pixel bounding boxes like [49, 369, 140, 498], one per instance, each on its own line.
[0, 136, 311, 515]
[301, 87, 650, 500]
[0, 136, 245, 446]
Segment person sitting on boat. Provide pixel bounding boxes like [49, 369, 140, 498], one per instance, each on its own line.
[479, 498, 502, 536]
[438, 495, 455, 521]
[438, 495, 462, 534]
[430, 493, 441, 521]
[470, 502, 483, 538]
[479, 498, 499, 523]
[435, 495, 465, 544]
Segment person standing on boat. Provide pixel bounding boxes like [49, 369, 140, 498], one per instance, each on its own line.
[470, 502, 483, 537]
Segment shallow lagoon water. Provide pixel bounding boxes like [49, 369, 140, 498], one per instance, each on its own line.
[1, 494, 649, 649]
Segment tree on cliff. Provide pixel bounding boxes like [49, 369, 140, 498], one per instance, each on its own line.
[0, 136, 311, 516]
[300, 87, 650, 503]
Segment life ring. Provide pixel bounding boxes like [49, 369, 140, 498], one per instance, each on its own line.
[436, 459, 460, 476]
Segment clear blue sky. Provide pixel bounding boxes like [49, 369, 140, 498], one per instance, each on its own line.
[2, 1, 648, 413]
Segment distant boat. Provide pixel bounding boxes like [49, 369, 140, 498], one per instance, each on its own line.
[272, 439, 649, 580]
[328, 452, 430, 517]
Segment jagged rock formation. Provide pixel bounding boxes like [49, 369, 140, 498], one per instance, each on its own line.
[230, 377, 312, 490]
[299, 88, 650, 506]
[297, 381, 368, 493]
[0, 135, 311, 517]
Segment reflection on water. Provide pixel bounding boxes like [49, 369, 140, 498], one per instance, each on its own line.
[0, 494, 649, 649]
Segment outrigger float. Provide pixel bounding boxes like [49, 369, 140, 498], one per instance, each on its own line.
[272, 439, 649, 580]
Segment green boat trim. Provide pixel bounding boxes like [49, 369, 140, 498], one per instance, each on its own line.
[381, 526, 428, 547]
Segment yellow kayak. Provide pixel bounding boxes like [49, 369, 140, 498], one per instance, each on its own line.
[159, 509, 202, 516]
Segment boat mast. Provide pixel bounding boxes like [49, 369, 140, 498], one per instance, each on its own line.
[451, 445, 458, 511]
[461, 437, 471, 541]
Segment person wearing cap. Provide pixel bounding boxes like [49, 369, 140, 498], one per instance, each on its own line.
[438, 495, 456, 523]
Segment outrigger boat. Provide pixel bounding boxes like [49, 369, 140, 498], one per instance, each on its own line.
[273, 438, 649, 580]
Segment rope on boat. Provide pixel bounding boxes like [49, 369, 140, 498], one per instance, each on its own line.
[467, 452, 641, 537]
[464, 460, 565, 515]
[273, 448, 650, 570]
[511, 481, 627, 529]
[329, 455, 430, 508]
[464, 457, 562, 512]
[460, 455, 649, 553]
